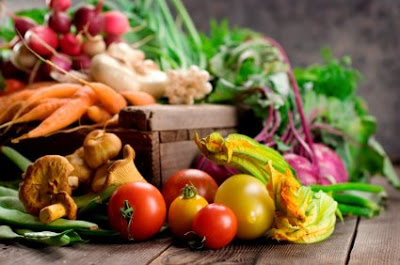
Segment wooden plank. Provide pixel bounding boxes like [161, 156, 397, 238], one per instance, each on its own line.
[0, 236, 171, 265]
[348, 173, 400, 265]
[150, 218, 358, 265]
[159, 141, 199, 185]
[119, 104, 238, 131]
[159, 130, 189, 143]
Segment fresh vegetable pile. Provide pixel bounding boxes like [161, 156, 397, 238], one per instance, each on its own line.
[0, 0, 398, 250]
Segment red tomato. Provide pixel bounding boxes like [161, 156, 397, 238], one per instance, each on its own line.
[162, 169, 218, 208]
[108, 182, 166, 241]
[192, 203, 237, 249]
[0, 79, 26, 96]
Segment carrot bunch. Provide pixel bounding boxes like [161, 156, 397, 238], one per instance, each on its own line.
[0, 81, 155, 142]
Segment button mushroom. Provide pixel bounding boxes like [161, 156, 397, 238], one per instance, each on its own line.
[83, 129, 122, 169]
[91, 144, 146, 192]
[19, 155, 78, 223]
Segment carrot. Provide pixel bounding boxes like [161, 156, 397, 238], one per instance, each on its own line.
[0, 89, 36, 114]
[85, 82, 127, 114]
[0, 102, 24, 125]
[0, 98, 68, 128]
[121, 91, 156, 106]
[86, 105, 113, 124]
[24, 81, 57, 90]
[12, 87, 97, 143]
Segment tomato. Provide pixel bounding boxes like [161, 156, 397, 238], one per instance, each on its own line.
[192, 203, 237, 249]
[0, 79, 26, 96]
[168, 184, 208, 238]
[214, 174, 275, 240]
[162, 169, 218, 208]
[108, 182, 166, 241]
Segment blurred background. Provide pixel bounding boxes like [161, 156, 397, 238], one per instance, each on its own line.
[4, 0, 400, 160]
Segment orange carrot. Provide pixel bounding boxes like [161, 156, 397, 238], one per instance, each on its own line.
[86, 105, 113, 124]
[12, 87, 97, 142]
[24, 81, 57, 90]
[121, 91, 156, 106]
[2, 98, 68, 127]
[0, 102, 24, 124]
[85, 82, 127, 114]
[0, 89, 36, 114]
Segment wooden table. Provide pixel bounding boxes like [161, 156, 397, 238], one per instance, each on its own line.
[1, 171, 399, 265]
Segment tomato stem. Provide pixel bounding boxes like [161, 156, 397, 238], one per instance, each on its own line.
[181, 184, 198, 199]
[120, 200, 134, 240]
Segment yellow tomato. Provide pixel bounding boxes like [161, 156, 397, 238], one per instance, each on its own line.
[168, 186, 208, 238]
[215, 174, 275, 240]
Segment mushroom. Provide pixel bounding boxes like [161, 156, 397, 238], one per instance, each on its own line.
[91, 144, 146, 192]
[83, 130, 122, 169]
[19, 155, 77, 223]
[39, 191, 77, 224]
[65, 147, 94, 189]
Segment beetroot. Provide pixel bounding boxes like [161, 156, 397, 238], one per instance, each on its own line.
[284, 143, 349, 185]
[314, 143, 349, 184]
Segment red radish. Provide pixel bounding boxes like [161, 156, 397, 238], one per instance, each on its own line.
[1, 60, 25, 79]
[104, 34, 124, 47]
[82, 35, 106, 57]
[103, 11, 130, 36]
[59, 33, 82, 56]
[49, 53, 72, 72]
[46, 0, 71, 11]
[46, 11, 71, 34]
[24, 26, 58, 56]
[73, 1, 104, 36]
[8, 13, 37, 36]
[72, 54, 91, 70]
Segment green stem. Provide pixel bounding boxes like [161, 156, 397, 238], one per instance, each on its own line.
[311, 183, 384, 194]
[1, 146, 32, 172]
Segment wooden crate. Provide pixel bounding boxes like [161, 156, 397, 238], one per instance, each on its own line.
[2, 104, 238, 187]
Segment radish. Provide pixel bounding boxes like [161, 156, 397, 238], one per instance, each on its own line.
[73, 1, 104, 36]
[104, 34, 124, 47]
[72, 54, 91, 70]
[49, 53, 72, 72]
[46, 11, 71, 34]
[82, 35, 106, 57]
[59, 33, 82, 56]
[1, 60, 25, 79]
[8, 13, 37, 37]
[10, 42, 38, 71]
[46, 0, 71, 11]
[103, 11, 130, 36]
[24, 26, 58, 56]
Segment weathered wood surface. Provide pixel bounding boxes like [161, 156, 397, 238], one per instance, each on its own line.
[119, 105, 238, 131]
[1, 167, 399, 265]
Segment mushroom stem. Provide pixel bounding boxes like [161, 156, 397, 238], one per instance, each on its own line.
[39, 203, 67, 224]
[68, 176, 79, 189]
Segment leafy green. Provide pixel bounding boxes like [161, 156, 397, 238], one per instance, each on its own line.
[297, 50, 399, 187]
[294, 47, 362, 100]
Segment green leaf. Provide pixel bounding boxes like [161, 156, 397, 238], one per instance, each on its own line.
[16, 8, 48, 24]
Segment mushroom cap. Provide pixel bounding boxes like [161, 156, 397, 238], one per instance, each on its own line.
[83, 130, 122, 169]
[91, 144, 146, 192]
[52, 191, 78, 220]
[19, 155, 74, 215]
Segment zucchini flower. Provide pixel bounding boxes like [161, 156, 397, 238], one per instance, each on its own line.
[266, 161, 337, 243]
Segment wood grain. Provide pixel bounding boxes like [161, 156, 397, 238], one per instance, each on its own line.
[0, 236, 171, 265]
[119, 105, 238, 131]
[348, 172, 400, 265]
[159, 141, 199, 185]
[150, 218, 358, 265]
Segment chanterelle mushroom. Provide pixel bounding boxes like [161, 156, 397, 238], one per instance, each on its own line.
[39, 191, 78, 224]
[91, 144, 146, 192]
[83, 130, 122, 169]
[65, 147, 94, 189]
[19, 155, 77, 222]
